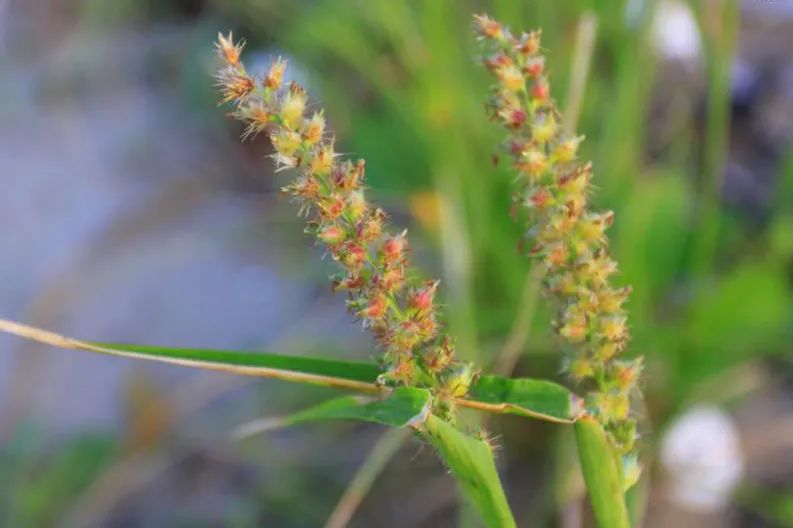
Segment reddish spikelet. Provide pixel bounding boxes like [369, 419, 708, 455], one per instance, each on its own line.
[360, 294, 388, 320]
[409, 280, 439, 312]
[381, 231, 408, 265]
[318, 225, 345, 245]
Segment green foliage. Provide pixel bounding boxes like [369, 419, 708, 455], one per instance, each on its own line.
[1, 434, 116, 528]
[614, 173, 690, 317]
[682, 261, 792, 390]
[739, 486, 793, 526]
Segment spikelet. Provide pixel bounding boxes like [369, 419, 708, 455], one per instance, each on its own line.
[213, 34, 475, 414]
[475, 14, 643, 457]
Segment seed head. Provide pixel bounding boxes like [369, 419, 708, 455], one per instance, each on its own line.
[558, 162, 592, 194]
[381, 231, 408, 265]
[360, 294, 388, 320]
[303, 112, 325, 144]
[339, 242, 366, 269]
[476, 13, 642, 458]
[409, 280, 439, 312]
[559, 316, 588, 344]
[239, 102, 271, 139]
[280, 90, 307, 130]
[473, 14, 505, 41]
[271, 130, 302, 156]
[441, 362, 477, 398]
[531, 78, 550, 101]
[599, 286, 631, 313]
[522, 56, 544, 78]
[265, 57, 287, 90]
[518, 149, 547, 178]
[497, 65, 525, 92]
[614, 358, 643, 391]
[578, 211, 613, 245]
[215, 67, 254, 105]
[216, 32, 244, 66]
[569, 357, 594, 380]
[307, 147, 331, 176]
[532, 114, 557, 143]
[517, 30, 541, 56]
[599, 315, 628, 342]
[553, 136, 583, 162]
[359, 209, 385, 241]
[347, 190, 368, 221]
[215, 27, 474, 418]
[378, 267, 405, 292]
[426, 336, 455, 373]
[318, 225, 345, 245]
[527, 188, 552, 209]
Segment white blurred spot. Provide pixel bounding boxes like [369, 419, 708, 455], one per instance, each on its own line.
[660, 406, 745, 513]
[652, 0, 701, 62]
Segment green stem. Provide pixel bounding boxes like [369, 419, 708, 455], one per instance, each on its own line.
[575, 416, 630, 528]
[690, 0, 739, 275]
[324, 428, 410, 528]
[562, 11, 599, 134]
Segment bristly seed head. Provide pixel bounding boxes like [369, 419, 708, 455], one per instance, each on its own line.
[213, 32, 473, 419]
[265, 57, 288, 90]
[215, 67, 254, 106]
[216, 31, 244, 66]
[475, 14, 642, 459]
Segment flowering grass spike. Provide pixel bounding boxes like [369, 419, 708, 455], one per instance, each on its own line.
[474, 15, 643, 459]
[214, 33, 473, 418]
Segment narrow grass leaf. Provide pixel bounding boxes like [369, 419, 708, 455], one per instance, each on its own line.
[233, 387, 431, 440]
[422, 414, 516, 528]
[234, 387, 431, 439]
[283, 387, 431, 428]
[0, 319, 581, 425]
[0, 319, 380, 393]
[102, 343, 381, 384]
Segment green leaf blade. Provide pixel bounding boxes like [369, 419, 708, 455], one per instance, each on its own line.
[0, 319, 582, 426]
[422, 414, 516, 528]
[466, 375, 582, 423]
[575, 416, 630, 528]
[99, 342, 381, 383]
[285, 387, 431, 428]
[234, 387, 432, 439]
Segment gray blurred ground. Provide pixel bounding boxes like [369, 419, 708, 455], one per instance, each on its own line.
[0, 2, 359, 438]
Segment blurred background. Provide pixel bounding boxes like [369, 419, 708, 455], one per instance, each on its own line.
[0, 0, 792, 526]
